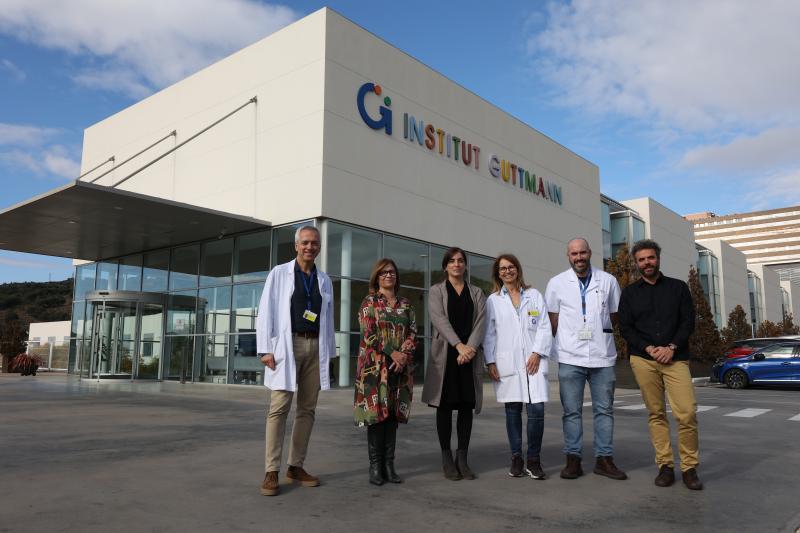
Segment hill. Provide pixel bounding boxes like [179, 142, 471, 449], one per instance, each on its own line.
[0, 279, 74, 357]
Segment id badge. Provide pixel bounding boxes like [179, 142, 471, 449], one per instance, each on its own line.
[578, 326, 593, 340]
[528, 309, 539, 326]
[302, 309, 318, 323]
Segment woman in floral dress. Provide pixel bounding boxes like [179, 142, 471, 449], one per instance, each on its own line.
[354, 258, 418, 486]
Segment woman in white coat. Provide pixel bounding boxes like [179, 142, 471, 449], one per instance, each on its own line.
[484, 253, 553, 480]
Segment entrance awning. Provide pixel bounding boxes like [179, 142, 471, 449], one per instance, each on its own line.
[0, 181, 270, 261]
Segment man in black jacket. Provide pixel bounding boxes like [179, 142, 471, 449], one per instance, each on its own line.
[618, 239, 702, 490]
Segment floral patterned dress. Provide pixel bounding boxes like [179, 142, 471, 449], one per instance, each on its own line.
[354, 293, 418, 426]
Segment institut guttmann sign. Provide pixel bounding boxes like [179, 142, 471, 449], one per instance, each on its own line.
[356, 82, 564, 207]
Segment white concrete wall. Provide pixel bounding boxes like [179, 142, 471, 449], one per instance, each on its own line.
[77, 8, 603, 289]
[699, 239, 750, 325]
[28, 321, 70, 344]
[622, 198, 696, 281]
[79, 9, 330, 226]
[749, 264, 783, 323]
[780, 280, 800, 319]
[320, 10, 601, 289]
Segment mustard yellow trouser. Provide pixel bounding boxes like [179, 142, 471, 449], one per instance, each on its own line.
[264, 336, 320, 473]
[630, 356, 699, 472]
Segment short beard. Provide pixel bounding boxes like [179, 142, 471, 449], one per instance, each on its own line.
[571, 262, 589, 276]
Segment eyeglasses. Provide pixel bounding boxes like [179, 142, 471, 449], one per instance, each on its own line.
[498, 266, 517, 273]
[378, 270, 397, 278]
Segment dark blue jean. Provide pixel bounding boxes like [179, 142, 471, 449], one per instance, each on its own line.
[504, 402, 545, 458]
[558, 362, 616, 457]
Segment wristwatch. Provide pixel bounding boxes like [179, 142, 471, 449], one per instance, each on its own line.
[667, 343, 677, 351]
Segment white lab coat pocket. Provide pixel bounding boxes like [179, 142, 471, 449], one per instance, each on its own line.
[270, 335, 285, 364]
[494, 351, 517, 378]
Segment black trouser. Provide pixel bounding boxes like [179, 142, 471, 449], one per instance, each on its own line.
[436, 406, 473, 450]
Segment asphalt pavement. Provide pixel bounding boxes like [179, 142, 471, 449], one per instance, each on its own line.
[0, 373, 798, 533]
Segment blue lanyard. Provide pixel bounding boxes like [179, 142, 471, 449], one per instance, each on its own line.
[300, 269, 316, 310]
[578, 270, 592, 321]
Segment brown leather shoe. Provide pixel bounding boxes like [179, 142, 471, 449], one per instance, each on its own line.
[654, 465, 675, 487]
[286, 465, 320, 487]
[560, 454, 583, 479]
[260, 471, 279, 496]
[526, 457, 547, 480]
[682, 468, 703, 490]
[594, 456, 627, 480]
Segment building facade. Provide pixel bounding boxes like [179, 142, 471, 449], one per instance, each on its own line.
[2, 9, 601, 386]
[3, 8, 795, 387]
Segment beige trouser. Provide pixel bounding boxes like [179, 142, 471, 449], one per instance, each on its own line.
[630, 356, 699, 472]
[264, 336, 320, 473]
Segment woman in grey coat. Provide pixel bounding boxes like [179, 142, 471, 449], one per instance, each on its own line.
[422, 247, 487, 480]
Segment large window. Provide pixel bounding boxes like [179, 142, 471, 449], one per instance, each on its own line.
[119, 255, 143, 291]
[234, 231, 270, 282]
[96, 262, 118, 291]
[170, 245, 200, 291]
[321, 220, 493, 388]
[326, 223, 381, 280]
[143, 250, 169, 292]
[697, 248, 722, 327]
[69, 219, 495, 388]
[74, 263, 97, 300]
[200, 238, 233, 287]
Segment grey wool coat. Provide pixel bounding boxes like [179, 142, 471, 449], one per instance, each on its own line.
[421, 280, 488, 413]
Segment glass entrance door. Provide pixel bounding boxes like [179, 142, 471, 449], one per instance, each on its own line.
[90, 302, 137, 378]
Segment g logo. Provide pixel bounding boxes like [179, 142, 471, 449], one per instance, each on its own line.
[356, 82, 392, 135]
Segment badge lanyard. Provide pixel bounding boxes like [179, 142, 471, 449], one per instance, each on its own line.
[579, 270, 592, 323]
[300, 269, 316, 310]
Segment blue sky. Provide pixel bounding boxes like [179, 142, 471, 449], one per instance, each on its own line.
[1, 0, 799, 283]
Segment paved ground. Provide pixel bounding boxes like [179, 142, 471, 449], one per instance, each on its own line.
[1, 373, 798, 533]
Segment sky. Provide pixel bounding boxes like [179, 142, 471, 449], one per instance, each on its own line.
[1, 0, 799, 283]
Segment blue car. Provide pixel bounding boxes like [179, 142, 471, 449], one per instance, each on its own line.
[712, 341, 800, 389]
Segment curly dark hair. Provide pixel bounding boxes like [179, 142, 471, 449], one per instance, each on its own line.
[631, 239, 661, 259]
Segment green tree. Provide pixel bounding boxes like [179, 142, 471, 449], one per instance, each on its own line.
[605, 245, 639, 359]
[687, 265, 723, 361]
[720, 305, 751, 350]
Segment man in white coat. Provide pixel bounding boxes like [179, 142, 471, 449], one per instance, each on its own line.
[545, 238, 627, 481]
[257, 226, 336, 496]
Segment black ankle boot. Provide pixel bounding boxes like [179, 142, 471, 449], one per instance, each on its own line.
[382, 420, 402, 483]
[442, 449, 462, 480]
[456, 449, 475, 480]
[367, 424, 384, 486]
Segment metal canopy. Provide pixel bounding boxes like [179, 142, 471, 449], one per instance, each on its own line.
[0, 181, 270, 261]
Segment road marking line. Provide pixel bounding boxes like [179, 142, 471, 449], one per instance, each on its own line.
[618, 404, 647, 410]
[724, 408, 771, 418]
[666, 405, 718, 413]
[788, 413, 800, 421]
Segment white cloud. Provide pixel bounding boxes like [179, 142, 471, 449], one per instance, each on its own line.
[0, 0, 299, 97]
[0, 122, 78, 180]
[681, 127, 800, 174]
[0, 123, 60, 147]
[0, 58, 25, 81]
[528, 0, 800, 132]
[743, 170, 800, 210]
[42, 145, 81, 179]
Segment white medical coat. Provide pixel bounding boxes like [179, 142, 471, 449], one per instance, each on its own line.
[256, 260, 336, 392]
[483, 287, 553, 404]
[544, 268, 620, 368]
